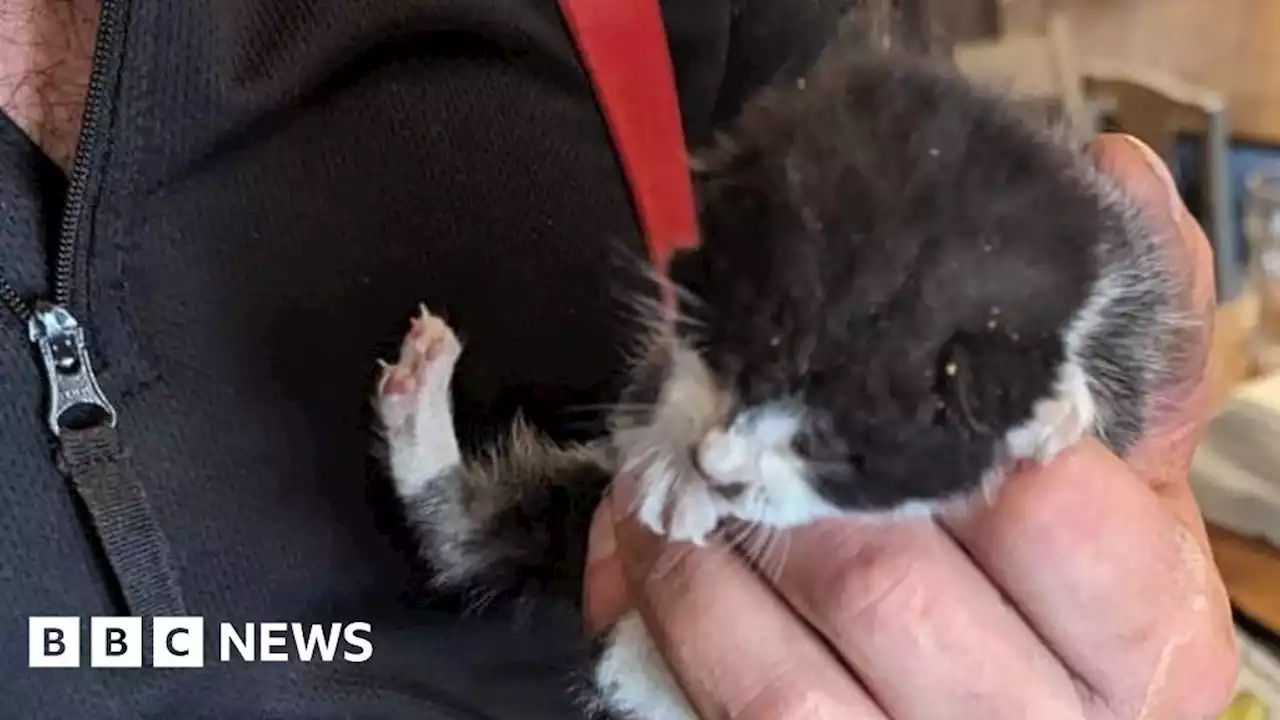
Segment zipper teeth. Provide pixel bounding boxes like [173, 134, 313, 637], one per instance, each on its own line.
[0, 0, 120, 324]
[54, 0, 121, 308]
[0, 280, 31, 321]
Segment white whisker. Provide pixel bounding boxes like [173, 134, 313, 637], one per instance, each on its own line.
[650, 543, 698, 583]
[760, 528, 791, 585]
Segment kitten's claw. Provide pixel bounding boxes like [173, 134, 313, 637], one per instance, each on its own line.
[633, 477, 722, 545]
[375, 305, 464, 498]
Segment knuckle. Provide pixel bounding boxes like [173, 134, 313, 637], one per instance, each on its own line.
[812, 534, 930, 631]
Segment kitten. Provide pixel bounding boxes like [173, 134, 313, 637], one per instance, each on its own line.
[374, 43, 1189, 720]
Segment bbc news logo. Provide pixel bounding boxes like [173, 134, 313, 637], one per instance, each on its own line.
[29, 617, 373, 668]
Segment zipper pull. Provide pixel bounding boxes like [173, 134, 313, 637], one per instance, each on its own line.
[27, 302, 118, 436]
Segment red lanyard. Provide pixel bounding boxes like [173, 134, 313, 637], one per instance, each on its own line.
[557, 0, 699, 285]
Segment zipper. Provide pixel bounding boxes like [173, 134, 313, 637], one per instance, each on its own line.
[1, 0, 185, 618]
[28, 302, 118, 434]
[0, 0, 123, 435]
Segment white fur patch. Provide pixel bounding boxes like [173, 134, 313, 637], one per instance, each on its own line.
[699, 406, 843, 529]
[613, 340, 841, 544]
[593, 612, 698, 720]
[1003, 359, 1097, 462]
[1002, 254, 1116, 463]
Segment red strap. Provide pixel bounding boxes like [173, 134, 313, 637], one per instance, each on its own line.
[558, 0, 700, 276]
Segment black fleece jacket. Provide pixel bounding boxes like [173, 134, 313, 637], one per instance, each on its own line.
[0, 0, 853, 717]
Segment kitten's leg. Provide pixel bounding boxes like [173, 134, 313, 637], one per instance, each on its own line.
[588, 611, 698, 720]
[375, 305, 612, 598]
[375, 308, 689, 717]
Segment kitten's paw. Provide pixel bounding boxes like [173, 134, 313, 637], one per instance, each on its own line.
[376, 304, 463, 498]
[377, 305, 461, 427]
[590, 612, 697, 720]
[634, 479, 721, 546]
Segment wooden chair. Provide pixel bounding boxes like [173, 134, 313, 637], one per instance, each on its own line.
[950, 7, 1238, 300]
[1085, 68, 1238, 299]
[951, 11, 1095, 141]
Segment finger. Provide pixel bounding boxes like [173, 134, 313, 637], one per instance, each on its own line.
[583, 499, 631, 634]
[1089, 133, 1221, 558]
[767, 514, 1086, 720]
[609, 478, 889, 720]
[945, 441, 1238, 717]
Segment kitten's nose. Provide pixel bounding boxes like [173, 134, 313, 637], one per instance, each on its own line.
[692, 429, 750, 499]
[695, 429, 746, 475]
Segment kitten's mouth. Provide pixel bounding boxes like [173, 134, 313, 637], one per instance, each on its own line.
[709, 479, 749, 500]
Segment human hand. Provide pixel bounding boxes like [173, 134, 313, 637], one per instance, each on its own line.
[582, 133, 1238, 719]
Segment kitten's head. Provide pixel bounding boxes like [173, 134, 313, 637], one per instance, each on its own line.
[611, 49, 1181, 544]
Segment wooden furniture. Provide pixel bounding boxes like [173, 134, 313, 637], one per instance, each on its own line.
[1211, 523, 1280, 632]
[1087, 72, 1239, 299]
[1208, 291, 1280, 633]
[1210, 292, 1260, 408]
[1058, 0, 1280, 148]
[952, 5, 1239, 300]
[951, 11, 1094, 140]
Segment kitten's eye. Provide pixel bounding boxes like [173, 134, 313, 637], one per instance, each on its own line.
[790, 433, 811, 459]
[933, 340, 990, 433]
[791, 422, 836, 462]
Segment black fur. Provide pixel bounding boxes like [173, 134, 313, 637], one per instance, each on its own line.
[400, 420, 613, 607]
[670, 47, 1178, 510]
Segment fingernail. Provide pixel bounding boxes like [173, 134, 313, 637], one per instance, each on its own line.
[586, 501, 618, 565]
[1118, 133, 1183, 218]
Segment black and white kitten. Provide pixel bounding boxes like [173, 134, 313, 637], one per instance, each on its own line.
[373, 42, 1189, 720]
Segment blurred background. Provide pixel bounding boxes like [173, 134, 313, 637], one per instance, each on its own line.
[922, 1, 1280, 716]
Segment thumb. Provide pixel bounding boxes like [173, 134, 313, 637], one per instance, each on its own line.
[1092, 133, 1217, 469]
[1090, 133, 1218, 537]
